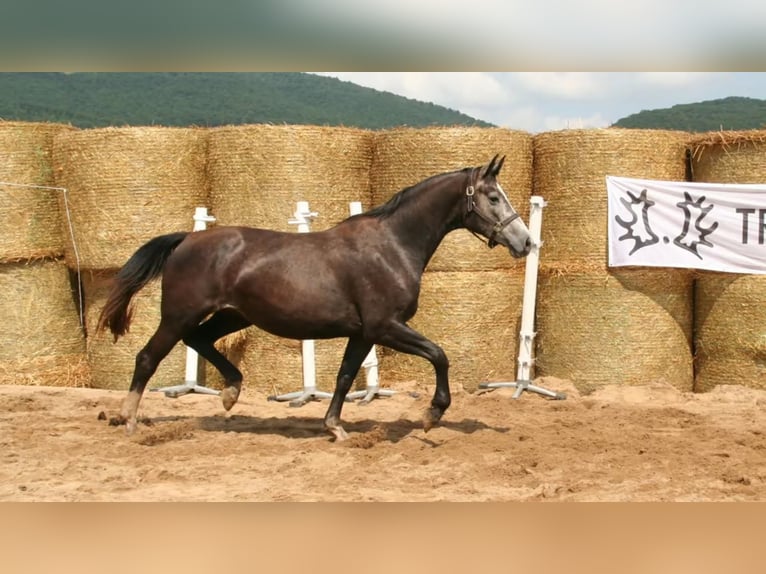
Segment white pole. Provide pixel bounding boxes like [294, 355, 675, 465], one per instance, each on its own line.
[294, 201, 317, 391]
[153, 206, 220, 398]
[345, 201, 394, 403]
[269, 201, 333, 406]
[516, 196, 545, 382]
[184, 207, 217, 383]
[478, 196, 565, 400]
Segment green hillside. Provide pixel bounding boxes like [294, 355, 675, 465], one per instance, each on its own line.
[613, 96, 766, 132]
[0, 72, 492, 129]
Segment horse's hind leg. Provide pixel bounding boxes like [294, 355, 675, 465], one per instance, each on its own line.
[183, 308, 251, 411]
[120, 319, 183, 434]
[324, 336, 372, 441]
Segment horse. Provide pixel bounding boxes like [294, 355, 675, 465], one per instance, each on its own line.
[97, 154, 532, 441]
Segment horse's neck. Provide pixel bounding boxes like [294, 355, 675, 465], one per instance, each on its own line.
[386, 174, 465, 269]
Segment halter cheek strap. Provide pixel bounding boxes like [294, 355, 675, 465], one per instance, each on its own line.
[465, 184, 520, 248]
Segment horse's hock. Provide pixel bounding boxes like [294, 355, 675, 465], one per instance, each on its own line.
[533, 128, 695, 394]
[690, 131, 766, 392]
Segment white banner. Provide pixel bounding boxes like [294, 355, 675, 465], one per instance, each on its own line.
[607, 176, 766, 274]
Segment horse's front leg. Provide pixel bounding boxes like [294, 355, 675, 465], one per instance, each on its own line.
[375, 321, 450, 432]
[324, 336, 372, 441]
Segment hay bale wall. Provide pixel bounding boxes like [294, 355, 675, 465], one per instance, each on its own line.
[377, 269, 524, 392]
[82, 271, 187, 390]
[694, 274, 766, 391]
[536, 269, 694, 394]
[207, 125, 373, 231]
[690, 130, 766, 392]
[52, 127, 208, 269]
[534, 128, 690, 267]
[370, 127, 533, 272]
[0, 121, 75, 262]
[533, 129, 694, 393]
[0, 260, 88, 386]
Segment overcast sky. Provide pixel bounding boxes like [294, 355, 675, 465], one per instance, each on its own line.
[312, 73, 766, 133]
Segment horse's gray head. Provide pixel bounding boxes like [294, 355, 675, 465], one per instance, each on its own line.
[465, 155, 532, 258]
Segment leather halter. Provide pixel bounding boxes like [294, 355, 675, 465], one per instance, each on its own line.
[464, 170, 520, 248]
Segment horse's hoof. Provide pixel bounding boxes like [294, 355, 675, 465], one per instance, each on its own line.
[329, 426, 349, 442]
[422, 407, 443, 433]
[221, 386, 240, 411]
[125, 419, 137, 436]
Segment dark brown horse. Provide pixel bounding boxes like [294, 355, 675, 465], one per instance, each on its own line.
[98, 155, 531, 440]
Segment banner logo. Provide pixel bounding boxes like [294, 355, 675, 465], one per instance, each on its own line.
[607, 176, 766, 274]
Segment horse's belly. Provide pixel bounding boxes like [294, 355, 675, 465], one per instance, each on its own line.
[233, 280, 360, 340]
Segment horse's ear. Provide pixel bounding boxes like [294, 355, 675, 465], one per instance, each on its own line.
[480, 155, 497, 179]
[480, 154, 505, 178]
[492, 155, 505, 177]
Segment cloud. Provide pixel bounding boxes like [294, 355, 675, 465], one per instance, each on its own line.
[513, 73, 605, 100]
[540, 112, 611, 132]
[636, 73, 718, 88]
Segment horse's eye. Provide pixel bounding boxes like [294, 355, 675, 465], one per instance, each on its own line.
[488, 195, 500, 205]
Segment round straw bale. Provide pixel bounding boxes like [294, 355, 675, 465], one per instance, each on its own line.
[376, 269, 524, 392]
[694, 273, 766, 392]
[52, 127, 208, 269]
[0, 121, 75, 262]
[533, 128, 689, 270]
[370, 127, 533, 272]
[207, 125, 373, 231]
[689, 130, 766, 183]
[0, 259, 88, 386]
[535, 268, 694, 394]
[82, 270, 187, 390]
[688, 130, 766, 392]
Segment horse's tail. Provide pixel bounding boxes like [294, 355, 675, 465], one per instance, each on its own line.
[97, 232, 189, 341]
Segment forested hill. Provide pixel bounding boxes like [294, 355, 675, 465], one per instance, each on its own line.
[612, 96, 766, 132]
[3, 73, 764, 133]
[0, 72, 492, 129]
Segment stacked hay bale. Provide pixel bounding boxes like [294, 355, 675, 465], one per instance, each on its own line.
[52, 127, 209, 390]
[369, 127, 533, 391]
[205, 125, 374, 394]
[689, 130, 766, 392]
[0, 121, 88, 386]
[533, 128, 693, 394]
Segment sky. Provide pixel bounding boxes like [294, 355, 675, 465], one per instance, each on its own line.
[313, 73, 766, 134]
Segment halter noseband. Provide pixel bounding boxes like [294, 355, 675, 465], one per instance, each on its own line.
[464, 171, 520, 248]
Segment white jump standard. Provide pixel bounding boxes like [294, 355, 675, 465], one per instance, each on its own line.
[479, 196, 565, 400]
[268, 201, 335, 407]
[344, 201, 395, 404]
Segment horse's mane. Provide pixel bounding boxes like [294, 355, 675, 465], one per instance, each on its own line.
[363, 167, 471, 220]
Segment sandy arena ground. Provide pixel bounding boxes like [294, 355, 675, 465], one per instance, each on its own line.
[1, 377, 765, 501]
